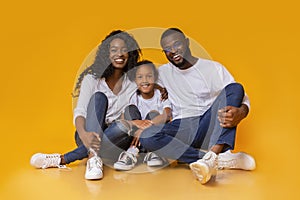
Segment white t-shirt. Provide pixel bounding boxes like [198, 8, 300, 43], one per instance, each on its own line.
[158, 58, 250, 120]
[74, 74, 137, 124]
[129, 89, 172, 120]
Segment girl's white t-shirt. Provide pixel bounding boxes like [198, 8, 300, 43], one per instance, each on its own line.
[129, 89, 172, 119]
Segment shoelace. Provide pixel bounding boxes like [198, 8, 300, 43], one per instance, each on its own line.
[218, 159, 236, 168]
[42, 154, 61, 169]
[202, 153, 218, 169]
[118, 152, 136, 164]
[143, 152, 161, 162]
[88, 157, 103, 171]
[144, 152, 153, 162]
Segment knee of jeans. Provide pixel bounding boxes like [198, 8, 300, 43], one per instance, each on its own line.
[94, 92, 108, 103]
[226, 83, 244, 95]
[145, 110, 160, 120]
[125, 104, 139, 112]
[124, 104, 141, 120]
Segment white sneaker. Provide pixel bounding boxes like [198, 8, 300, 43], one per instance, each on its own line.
[85, 156, 103, 180]
[218, 150, 256, 170]
[113, 151, 137, 171]
[189, 151, 218, 184]
[143, 152, 167, 167]
[30, 153, 62, 169]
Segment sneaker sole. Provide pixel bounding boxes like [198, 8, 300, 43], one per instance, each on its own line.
[218, 152, 256, 170]
[189, 162, 211, 184]
[113, 163, 135, 171]
[147, 160, 163, 167]
[85, 173, 103, 180]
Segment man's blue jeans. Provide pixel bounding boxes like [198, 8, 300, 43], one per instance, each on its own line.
[139, 83, 245, 164]
[63, 92, 132, 164]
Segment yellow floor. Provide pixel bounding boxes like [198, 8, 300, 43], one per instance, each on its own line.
[0, 150, 297, 200]
[0, 159, 257, 200]
[1, 1, 300, 199]
[0, 120, 299, 200]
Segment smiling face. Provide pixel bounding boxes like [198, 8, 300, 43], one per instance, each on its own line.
[135, 64, 156, 99]
[161, 32, 192, 69]
[109, 38, 129, 69]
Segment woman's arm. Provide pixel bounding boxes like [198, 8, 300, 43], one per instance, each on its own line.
[75, 116, 101, 151]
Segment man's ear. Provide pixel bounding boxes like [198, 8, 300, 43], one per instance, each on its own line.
[186, 38, 190, 47]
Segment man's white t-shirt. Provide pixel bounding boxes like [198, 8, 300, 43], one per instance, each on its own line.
[157, 58, 250, 120]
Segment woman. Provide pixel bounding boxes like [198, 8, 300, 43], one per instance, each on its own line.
[30, 30, 142, 180]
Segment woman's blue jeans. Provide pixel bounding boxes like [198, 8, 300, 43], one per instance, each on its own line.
[63, 92, 133, 164]
[139, 83, 245, 164]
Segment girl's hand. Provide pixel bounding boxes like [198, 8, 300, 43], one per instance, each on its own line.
[131, 129, 143, 147]
[132, 120, 153, 129]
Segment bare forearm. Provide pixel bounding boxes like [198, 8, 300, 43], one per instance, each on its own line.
[75, 116, 100, 150]
[151, 108, 172, 125]
[151, 115, 167, 125]
[75, 116, 87, 139]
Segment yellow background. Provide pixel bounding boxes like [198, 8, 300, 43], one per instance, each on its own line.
[0, 0, 299, 199]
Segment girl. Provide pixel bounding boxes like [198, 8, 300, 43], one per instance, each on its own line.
[113, 60, 172, 171]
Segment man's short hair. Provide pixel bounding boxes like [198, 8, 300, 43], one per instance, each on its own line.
[160, 28, 186, 41]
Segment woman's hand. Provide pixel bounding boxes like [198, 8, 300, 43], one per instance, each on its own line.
[75, 116, 101, 151]
[81, 131, 101, 151]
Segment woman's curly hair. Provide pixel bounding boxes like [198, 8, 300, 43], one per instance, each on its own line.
[72, 30, 141, 97]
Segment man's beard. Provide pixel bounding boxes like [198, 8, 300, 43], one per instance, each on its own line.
[169, 57, 189, 69]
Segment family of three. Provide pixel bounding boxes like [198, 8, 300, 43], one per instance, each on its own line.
[30, 28, 256, 184]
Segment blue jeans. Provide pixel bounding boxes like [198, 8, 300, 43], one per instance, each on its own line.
[139, 83, 245, 164]
[123, 104, 159, 152]
[124, 104, 160, 121]
[63, 92, 133, 164]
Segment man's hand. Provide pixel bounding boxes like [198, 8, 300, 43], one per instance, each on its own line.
[154, 84, 168, 101]
[218, 104, 249, 128]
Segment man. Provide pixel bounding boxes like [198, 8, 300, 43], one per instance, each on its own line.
[139, 28, 255, 184]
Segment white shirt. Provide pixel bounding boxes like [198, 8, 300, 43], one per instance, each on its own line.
[74, 74, 137, 124]
[158, 58, 250, 120]
[129, 89, 172, 119]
